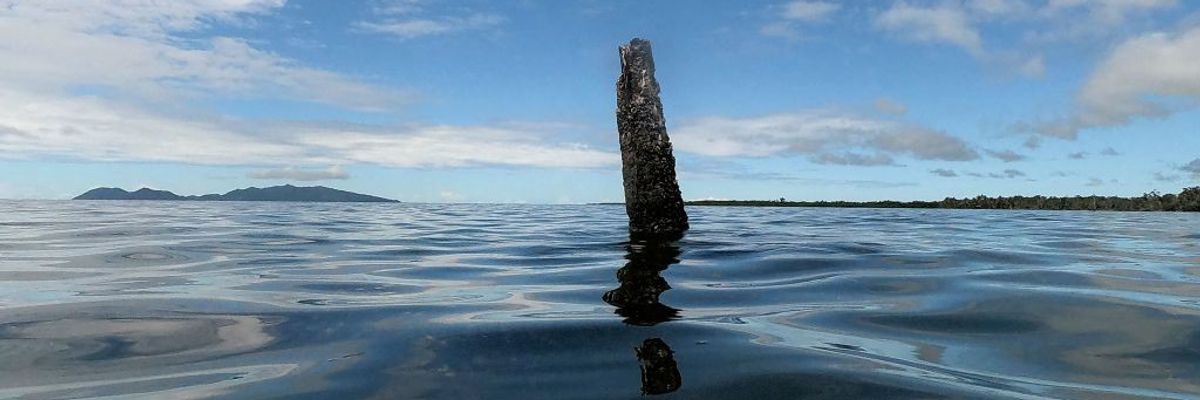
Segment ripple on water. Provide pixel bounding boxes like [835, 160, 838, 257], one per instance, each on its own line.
[0, 202, 1199, 399]
[370, 266, 500, 281]
[863, 313, 1044, 335]
[95, 248, 192, 267]
[236, 280, 424, 297]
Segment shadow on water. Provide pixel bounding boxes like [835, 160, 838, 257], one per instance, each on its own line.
[603, 237, 684, 395]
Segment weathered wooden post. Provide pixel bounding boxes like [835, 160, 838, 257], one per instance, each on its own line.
[617, 38, 689, 240]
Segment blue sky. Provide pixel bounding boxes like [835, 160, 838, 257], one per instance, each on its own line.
[1, 0, 1199, 202]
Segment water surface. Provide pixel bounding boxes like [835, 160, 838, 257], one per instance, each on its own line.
[2, 201, 1199, 399]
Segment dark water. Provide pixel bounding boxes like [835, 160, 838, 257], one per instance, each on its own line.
[2, 201, 1200, 399]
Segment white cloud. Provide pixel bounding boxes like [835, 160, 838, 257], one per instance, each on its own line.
[761, 1, 841, 39]
[1041, 0, 1177, 28]
[1031, 26, 1200, 138]
[680, 164, 917, 188]
[981, 0, 1178, 42]
[249, 165, 350, 181]
[0, 87, 617, 169]
[1019, 54, 1046, 77]
[868, 0, 1176, 78]
[874, 1, 984, 56]
[873, 97, 908, 115]
[781, 1, 840, 21]
[0, 89, 305, 164]
[672, 110, 979, 165]
[968, 0, 1032, 17]
[353, 13, 504, 40]
[353, 1, 503, 40]
[759, 22, 801, 39]
[0, 0, 409, 111]
[0, 1, 613, 172]
[294, 124, 616, 168]
[2, 0, 287, 37]
[373, 0, 424, 16]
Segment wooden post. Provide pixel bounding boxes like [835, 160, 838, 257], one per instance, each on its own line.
[616, 38, 689, 240]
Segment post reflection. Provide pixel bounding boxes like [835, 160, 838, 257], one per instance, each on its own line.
[604, 239, 684, 395]
[636, 338, 682, 395]
[602, 240, 681, 326]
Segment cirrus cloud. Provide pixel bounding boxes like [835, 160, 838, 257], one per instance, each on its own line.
[353, 14, 504, 40]
[352, 0, 504, 40]
[780, 1, 841, 21]
[760, 1, 842, 39]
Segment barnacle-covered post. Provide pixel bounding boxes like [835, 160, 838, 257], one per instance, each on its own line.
[616, 38, 688, 240]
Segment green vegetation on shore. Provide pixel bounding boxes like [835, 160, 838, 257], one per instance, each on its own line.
[687, 187, 1200, 211]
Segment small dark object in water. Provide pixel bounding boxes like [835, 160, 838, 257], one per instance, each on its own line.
[635, 338, 682, 395]
[616, 38, 688, 240]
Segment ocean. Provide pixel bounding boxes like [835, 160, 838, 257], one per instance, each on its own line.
[1, 200, 1199, 399]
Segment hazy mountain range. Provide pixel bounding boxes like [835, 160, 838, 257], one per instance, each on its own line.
[74, 185, 397, 203]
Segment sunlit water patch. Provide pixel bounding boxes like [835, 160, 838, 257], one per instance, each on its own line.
[1, 200, 1199, 399]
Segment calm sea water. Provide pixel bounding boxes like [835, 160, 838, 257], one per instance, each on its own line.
[2, 201, 1199, 399]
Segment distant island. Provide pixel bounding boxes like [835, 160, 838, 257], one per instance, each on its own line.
[686, 187, 1200, 212]
[74, 185, 398, 203]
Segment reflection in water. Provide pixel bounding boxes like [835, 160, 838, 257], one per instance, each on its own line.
[605, 239, 685, 395]
[602, 240, 681, 326]
[636, 338, 681, 395]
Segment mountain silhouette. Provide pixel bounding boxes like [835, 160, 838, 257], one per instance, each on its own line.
[74, 185, 397, 203]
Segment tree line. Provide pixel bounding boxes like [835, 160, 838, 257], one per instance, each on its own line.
[687, 187, 1200, 212]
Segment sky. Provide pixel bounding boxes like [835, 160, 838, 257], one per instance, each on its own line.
[1, 0, 1199, 203]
